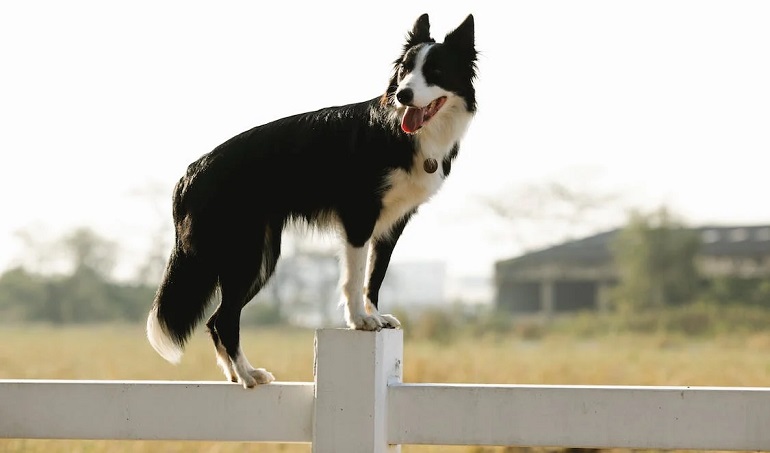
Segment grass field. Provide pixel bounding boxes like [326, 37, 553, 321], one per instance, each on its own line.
[2, 323, 770, 452]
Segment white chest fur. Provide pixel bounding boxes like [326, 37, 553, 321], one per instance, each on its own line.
[373, 101, 473, 240]
[373, 158, 444, 239]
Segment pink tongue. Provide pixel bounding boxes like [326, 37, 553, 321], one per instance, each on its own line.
[401, 107, 424, 133]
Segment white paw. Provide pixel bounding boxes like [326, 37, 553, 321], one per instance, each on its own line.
[346, 312, 401, 331]
[238, 368, 275, 389]
[380, 313, 401, 328]
[250, 368, 275, 385]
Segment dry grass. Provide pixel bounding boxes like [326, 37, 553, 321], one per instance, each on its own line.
[2, 324, 770, 452]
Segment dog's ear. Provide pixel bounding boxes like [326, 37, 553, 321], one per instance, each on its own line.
[444, 14, 475, 54]
[406, 13, 433, 47]
[382, 14, 434, 106]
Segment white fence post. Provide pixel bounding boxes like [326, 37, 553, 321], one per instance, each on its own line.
[312, 328, 403, 453]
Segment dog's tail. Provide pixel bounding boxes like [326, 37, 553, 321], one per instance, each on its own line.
[146, 246, 218, 364]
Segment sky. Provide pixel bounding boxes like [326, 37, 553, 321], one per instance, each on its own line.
[1, 1, 769, 281]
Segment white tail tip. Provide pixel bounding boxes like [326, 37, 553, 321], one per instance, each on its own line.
[146, 306, 184, 364]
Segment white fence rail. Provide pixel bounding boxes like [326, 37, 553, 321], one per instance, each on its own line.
[3, 329, 770, 452]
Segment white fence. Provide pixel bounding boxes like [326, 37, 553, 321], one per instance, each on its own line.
[3, 329, 770, 452]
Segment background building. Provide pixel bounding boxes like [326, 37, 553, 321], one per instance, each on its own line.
[494, 225, 770, 315]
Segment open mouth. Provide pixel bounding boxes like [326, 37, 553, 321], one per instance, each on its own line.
[400, 96, 447, 134]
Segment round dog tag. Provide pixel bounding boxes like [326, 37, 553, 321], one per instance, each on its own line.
[424, 158, 438, 174]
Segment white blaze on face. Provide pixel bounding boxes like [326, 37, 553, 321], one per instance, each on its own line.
[396, 44, 446, 108]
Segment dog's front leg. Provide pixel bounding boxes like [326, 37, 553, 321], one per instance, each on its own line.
[342, 241, 399, 330]
[360, 212, 413, 328]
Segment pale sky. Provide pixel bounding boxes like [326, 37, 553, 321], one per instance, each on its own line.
[1, 1, 769, 280]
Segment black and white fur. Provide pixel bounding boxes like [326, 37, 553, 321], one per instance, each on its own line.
[147, 13, 477, 388]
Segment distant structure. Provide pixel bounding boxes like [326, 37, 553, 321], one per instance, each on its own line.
[380, 261, 447, 309]
[253, 257, 452, 327]
[494, 225, 770, 315]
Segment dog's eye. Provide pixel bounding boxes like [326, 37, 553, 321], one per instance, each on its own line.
[398, 65, 408, 78]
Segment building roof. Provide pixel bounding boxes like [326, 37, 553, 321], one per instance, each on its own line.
[497, 225, 770, 271]
[698, 225, 770, 256]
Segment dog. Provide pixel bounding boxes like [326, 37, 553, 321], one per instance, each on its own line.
[146, 13, 477, 388]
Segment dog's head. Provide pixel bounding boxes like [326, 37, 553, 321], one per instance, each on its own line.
[382, 14, 477, 134]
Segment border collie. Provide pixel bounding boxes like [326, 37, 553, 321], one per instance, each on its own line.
[147, 13, 477, 388]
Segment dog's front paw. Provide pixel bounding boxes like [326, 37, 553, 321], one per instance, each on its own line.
[346, 312, 401, 331]
[380, 313, 401, 329]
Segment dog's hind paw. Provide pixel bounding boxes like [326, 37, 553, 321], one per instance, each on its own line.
[250, 368, 275, 384]
[238, 368, 275, 389]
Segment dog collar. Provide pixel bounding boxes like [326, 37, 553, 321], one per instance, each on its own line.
[424, 158, 438, 173]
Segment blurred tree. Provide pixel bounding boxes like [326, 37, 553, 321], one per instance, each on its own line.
[0, 267, 48, 322]
[130, 181, 173, 286]
[49, 267, 111, 323]
[0, 226, 137, 323]
[706, 276, 770, 307]
[483, 175, 626, 254]
[611, 207, 701, 312]
[61, 227, 117, 278]
[12, 226, 60, 275]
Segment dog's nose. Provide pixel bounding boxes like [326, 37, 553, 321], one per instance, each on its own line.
[396, 88, 413, 105]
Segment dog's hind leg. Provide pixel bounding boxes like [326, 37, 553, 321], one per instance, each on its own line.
[207, 224, 281, 388]
[208, 294, 274, 388]
[205, 309, 237, 382]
